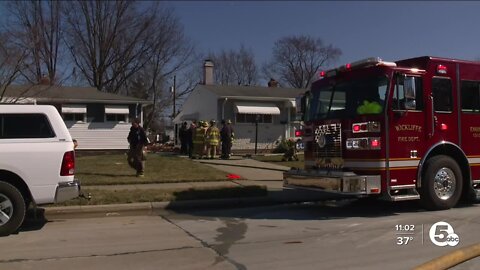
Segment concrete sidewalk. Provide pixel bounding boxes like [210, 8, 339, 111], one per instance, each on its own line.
[194, 157, 289, 182]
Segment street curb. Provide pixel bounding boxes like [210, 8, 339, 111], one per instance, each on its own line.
[43, 190, 338, 217]
[44, 196, 273, 217]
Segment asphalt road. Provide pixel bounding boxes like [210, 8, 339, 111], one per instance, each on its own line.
[1, 200, 480, 270]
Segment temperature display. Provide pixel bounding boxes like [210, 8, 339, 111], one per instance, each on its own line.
[395, 224, 416, 245]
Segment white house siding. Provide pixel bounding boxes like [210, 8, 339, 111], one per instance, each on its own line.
[174, 87, 218, 123]
[231, 123, 284, 150]
[66, 122, 131, 150]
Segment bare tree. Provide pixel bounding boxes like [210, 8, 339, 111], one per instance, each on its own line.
[209, 45, 258, 86]
[5, 0, 62, 85]
[264, 35, 341, 89]
[123, 7, 197, 130]
[0, 32, 29, 101]
[63, 0, 156, 93]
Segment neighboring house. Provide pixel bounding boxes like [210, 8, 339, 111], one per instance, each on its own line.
[2, 85, 151, 150]
[173, 60, 306, 151]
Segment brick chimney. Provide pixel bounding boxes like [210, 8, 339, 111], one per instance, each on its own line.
[268, 78, 278, 87]
[203, 60, 214, 85]
[39, 75, 51, 85]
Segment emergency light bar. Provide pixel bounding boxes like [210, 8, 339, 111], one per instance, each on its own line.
[320, 57, 397, 79]
[437, 64, 448, 74]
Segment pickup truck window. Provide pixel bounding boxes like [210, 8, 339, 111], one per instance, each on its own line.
[0, 114, 55, 139]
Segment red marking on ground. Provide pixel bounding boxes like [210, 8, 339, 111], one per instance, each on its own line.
[227, 174, 242, 180]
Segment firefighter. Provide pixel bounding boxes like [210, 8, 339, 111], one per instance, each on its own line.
[193, 121, 207, 159]
[201, 120, 209, 158]
[206, 120, 220, 159]
[228, 119, 235, 158]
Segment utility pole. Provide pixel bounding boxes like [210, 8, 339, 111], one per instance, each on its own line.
[172, 75, 176, 118]
[254, 114, 260, 155]
[171, 75, 177, 145]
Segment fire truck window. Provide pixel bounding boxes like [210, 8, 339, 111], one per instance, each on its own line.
[432, 78, 453, 112]
[311, 76, 387, 118]
[461, 80, 480, 113]
[314, 86, 339, 118]
[393, 76, 423, 110]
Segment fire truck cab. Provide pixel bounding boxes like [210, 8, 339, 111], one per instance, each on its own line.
[283, 56, 480, 210]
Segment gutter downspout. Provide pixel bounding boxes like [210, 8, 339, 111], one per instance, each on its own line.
[135, 103, 142, 124]
[286, 106, 292, 138]
[222, 97, 228, 120]
[286, 100, 291, 139]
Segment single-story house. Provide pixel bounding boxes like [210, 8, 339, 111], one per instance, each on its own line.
[173, 60, 306, 151]
[2, 84, 151, 150]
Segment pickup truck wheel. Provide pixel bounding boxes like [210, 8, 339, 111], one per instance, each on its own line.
[0, 182, 26, 236]
[420, 155, 463, 210]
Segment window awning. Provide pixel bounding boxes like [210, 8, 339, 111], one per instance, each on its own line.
[62, 105, 86, 114]
[105, 105, 129, 114]
[234, 102, 281, 115]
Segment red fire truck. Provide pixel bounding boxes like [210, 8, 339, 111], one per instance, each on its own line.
[283, 56, 480, 210]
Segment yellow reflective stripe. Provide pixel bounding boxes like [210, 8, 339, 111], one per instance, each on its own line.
[206, 128, 220, 144]
[194, 128, 206, 144]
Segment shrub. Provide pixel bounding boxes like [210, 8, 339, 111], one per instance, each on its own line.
[273, 139, 289, 153]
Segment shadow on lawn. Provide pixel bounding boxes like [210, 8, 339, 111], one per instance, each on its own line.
[172, 186, 267, 201]
[77, 172, 134, 177]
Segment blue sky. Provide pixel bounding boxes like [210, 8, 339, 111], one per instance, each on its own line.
[166, 1, 480, 70]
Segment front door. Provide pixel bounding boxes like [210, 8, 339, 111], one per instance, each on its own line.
[429, 74, 459, 145]
[388, 74, 426, 187]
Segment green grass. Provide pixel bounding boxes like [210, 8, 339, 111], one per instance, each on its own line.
[76, 154, 230, 186]
[253, 153, 304, 169]
[55, 186, 267, 206]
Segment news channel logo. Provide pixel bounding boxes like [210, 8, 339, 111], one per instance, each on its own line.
[429, 221, 460, 247]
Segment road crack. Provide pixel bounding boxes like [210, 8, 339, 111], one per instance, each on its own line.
[160, 215, 246, 270]
[0, 246, 199, 264]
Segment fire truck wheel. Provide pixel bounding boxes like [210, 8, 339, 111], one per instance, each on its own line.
[420, 155, 463, 210]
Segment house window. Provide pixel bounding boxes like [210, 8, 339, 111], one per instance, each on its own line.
[63, 113, 86, 122]
[106, 114, 128, 122]
[61, 105, 87, 122]
[236, 113, 273, 123]
[104, 105, 129, 122]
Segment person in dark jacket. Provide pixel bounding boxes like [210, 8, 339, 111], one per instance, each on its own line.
[179, 122, 189, 155]
[220, 119, 233, 159]
[127, 118, 148, 177]
[187, 120, 197, 158]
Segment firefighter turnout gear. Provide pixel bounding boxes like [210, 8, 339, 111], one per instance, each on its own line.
[193, 123, 207, 159]
[206, 120, 220, 159]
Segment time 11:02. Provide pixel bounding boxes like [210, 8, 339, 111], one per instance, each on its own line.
[395, 225, 415, 231]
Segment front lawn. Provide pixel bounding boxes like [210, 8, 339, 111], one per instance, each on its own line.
[76, 154, 230, 186]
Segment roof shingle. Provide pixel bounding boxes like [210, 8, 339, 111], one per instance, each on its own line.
[3, 85, 151, 104]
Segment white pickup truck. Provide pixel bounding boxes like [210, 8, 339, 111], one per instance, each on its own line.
[0, 105, 80, 236]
